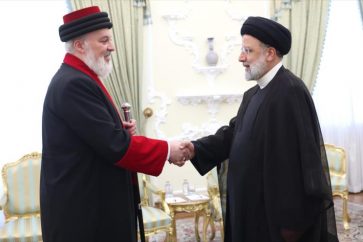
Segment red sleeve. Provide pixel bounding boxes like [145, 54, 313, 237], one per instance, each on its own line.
[115, 136, 168, 176]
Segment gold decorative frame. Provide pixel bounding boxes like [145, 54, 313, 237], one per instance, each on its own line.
[139, 174, 173, 242]
[325, 144, 350, 229]
[204, 185, 224, 241]
[1, 152, 42, 221]
[167, 195, 210, 242]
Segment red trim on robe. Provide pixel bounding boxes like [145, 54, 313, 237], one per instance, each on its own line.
[63, 53, 168, 176]
[116, 136, 168, 176]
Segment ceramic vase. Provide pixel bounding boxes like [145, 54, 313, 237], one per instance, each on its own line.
[206, 37, 218, 66]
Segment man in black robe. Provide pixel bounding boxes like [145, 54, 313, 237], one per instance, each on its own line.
[41, 6, 187, 242]
[183, 16, 339, 242]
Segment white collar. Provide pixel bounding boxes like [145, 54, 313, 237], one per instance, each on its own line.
[257, 62, 283, 89]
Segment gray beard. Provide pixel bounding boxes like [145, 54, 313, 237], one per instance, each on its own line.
[84, 48, 112, 79]
[245, 55, 267, 81]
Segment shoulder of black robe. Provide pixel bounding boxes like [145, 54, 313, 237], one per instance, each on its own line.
[44, 64, 131, 162]
[260, 66, 338, 241]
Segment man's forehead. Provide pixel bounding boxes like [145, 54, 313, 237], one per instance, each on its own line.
[242, 34, 261, 46]
[88, 28, 112, 39]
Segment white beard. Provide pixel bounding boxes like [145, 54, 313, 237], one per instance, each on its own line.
[245, 54, 267, 81]
[83, 44, 113, 79]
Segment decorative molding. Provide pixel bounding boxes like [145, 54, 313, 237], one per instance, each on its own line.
[192, 66, 227, 87]
[147, 87, 171, 140]
[162, 11, 189, 22]
[162, 3, 242, 87]
[171, 93, 243, 140]
[146, 86, 243, 141]
[162, 12, 200, 69]
[176, 120, 223, 141]
[149, 93, 242, 141]
[219, 35, 241, 66]
[147, 2, 246, 140]
[177, 93, 242, 118]
[177, 93, 241, 106]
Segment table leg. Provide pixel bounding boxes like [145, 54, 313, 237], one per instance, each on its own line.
[194, 212, 201, 242]
[170, 210, 177, 242]
[203, 213, 213, 242]
[210, 219, 216, 240]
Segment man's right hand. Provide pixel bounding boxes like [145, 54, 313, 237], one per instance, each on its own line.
[168, 140, 195, 166]
[180, 141, 195, 160]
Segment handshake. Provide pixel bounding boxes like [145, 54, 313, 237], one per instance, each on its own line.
[168, 140, 195, 167]
[123, 119, 195, 167]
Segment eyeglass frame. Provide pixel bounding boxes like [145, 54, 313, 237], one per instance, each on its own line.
[240, 47, 253, 56]
[240, 44, 281, 57]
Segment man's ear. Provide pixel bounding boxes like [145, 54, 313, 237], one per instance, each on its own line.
[266, 47, 277, 62]
[74, 39, 86, 54]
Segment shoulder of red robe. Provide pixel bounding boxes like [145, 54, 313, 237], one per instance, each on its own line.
[115, 136, 168, 176]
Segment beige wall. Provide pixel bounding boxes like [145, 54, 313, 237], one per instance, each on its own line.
[142, 0, 269, 193]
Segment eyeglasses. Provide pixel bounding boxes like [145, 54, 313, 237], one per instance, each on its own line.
[240, 47, 252, 55]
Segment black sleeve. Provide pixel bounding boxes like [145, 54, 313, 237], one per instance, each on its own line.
[191, 117, 235, 175]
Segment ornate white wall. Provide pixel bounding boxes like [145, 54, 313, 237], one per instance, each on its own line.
[142, 0, 270, 192]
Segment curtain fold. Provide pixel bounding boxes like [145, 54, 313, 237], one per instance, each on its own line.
[313, 0, 363, 193]
[359, 0, 363, 23]
[70, 0, 150, 134]
[270, 0, 330, 93]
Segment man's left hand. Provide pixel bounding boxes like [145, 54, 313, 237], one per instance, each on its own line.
[123, 119, 137, 136]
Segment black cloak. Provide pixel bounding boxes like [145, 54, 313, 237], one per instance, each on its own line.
[191, 66, 338, 242]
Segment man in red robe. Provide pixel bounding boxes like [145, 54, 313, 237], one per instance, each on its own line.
[40, 6, 187, 242]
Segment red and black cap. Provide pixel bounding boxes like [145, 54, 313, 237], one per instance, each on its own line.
[59, 6, 112, 42]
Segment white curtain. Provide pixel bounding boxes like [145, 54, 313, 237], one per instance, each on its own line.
[359, 0, 363, 23]
[313, 0, 363, 193]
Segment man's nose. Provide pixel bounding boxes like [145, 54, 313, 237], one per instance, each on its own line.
[239, 53, 246, 62]
[108, 41, 115, 51]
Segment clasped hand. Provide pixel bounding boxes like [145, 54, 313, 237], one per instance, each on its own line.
[168, 141, 194, 167]
[123, 120, 193, 167]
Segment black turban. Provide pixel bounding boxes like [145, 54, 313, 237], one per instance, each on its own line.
[59, 6, 112, 42]
[240, 16, 291, 55]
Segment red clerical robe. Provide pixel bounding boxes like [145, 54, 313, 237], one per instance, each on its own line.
[40, 53, 168, 242]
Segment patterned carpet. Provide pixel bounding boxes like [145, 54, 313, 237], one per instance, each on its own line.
[335, 199, 363, 242]
[147, 216, 222, 242]
[148, 200, 363, 242]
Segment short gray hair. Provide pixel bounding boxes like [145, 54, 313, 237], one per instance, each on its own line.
[65, 40, 75, 53]
[65, 34, 88, 53]
[260, 42, 283, 58]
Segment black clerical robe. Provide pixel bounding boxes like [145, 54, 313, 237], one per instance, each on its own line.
[41, 54, 168, 242]
[191, 66, 338, 242]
